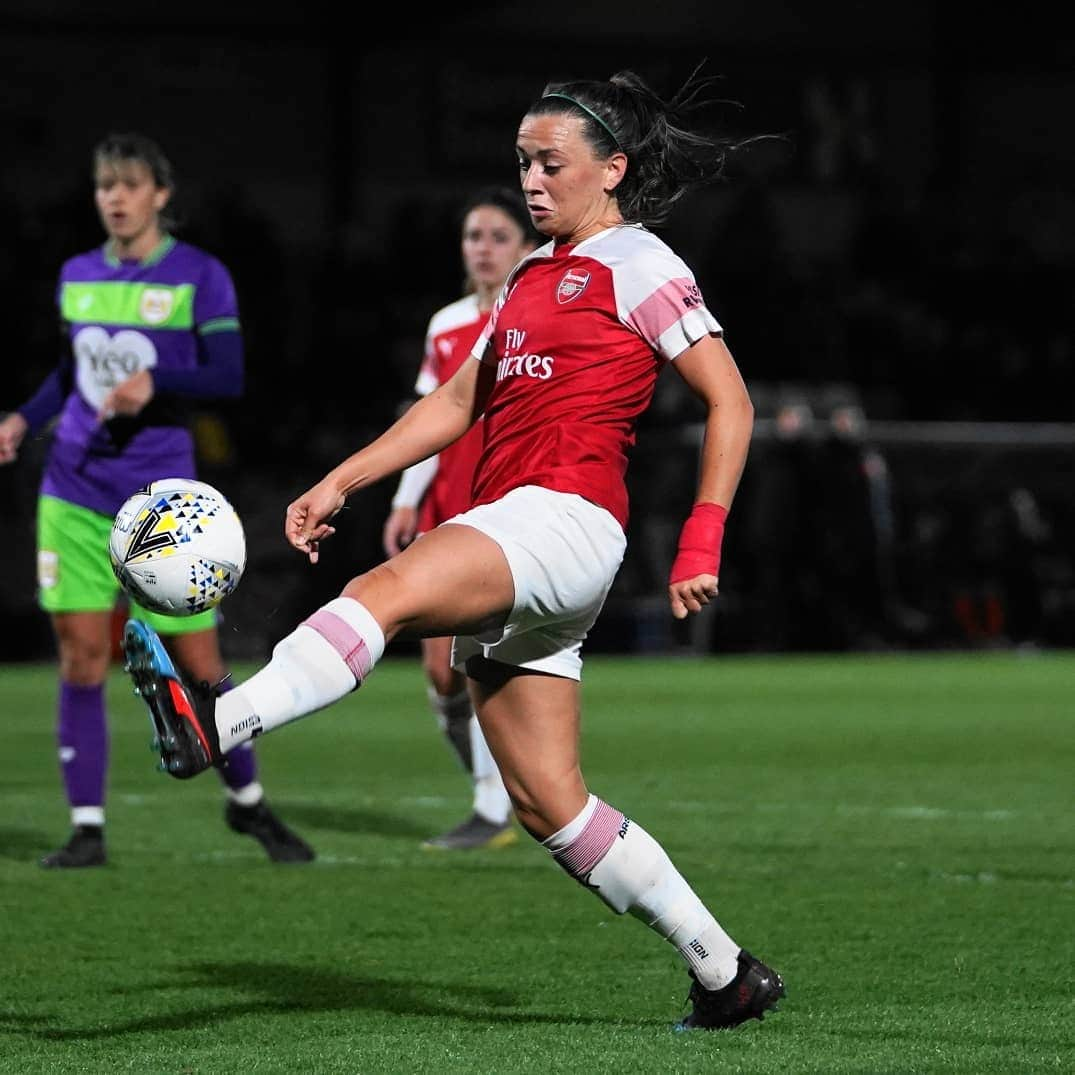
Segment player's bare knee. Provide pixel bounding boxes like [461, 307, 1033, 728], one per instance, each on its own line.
[341, 562, 420, 638]
[58, 646, 110, 684]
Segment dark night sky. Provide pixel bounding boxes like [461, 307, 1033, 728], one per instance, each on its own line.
[2, 3, 1073, 656]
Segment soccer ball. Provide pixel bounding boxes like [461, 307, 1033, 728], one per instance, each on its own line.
[109, 477, 246, 616]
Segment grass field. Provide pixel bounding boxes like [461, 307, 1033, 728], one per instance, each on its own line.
[1, 651, 1072, 1074]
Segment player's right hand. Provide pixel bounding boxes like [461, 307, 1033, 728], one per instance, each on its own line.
[0, 412, 28, 464]
[96, 369, 154, 422]
[382, 506, 418, 556]
[285, 479, 344, 563]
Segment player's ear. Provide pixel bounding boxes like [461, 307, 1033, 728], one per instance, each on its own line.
[604, 152, 628, 194]
[154, 186, 172, 213]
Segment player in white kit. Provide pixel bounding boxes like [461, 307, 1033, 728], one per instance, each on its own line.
[383, 187, 538, 850]
[124, 67, 785, 1030]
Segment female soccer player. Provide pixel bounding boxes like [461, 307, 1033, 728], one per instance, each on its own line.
[383, 186, 537, 850]
[0, 132, 313, 867]
[124, 69, 785, 1029]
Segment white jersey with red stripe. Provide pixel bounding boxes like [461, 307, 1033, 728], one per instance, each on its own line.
[413, 292, 489, 526]
[469, 224, 722, 531]
[415, 292, 485, 397]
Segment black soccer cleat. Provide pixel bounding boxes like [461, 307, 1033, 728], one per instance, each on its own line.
[421, 812, 519, 851]
[39, 825, 106, 869]
[123, 619, 223, 779]
[675, 949, 786, 1031]
[225, 800, 315, 863]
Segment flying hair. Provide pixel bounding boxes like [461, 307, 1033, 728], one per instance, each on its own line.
[529, 61, 769, 228]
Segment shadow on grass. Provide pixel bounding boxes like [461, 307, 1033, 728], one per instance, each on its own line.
[269, 802, 430, 839]
[6, 960, 666, 1038]
[0, 825, 57, 863]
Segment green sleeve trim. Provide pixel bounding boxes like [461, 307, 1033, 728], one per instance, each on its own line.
[198, 317, 241, 336]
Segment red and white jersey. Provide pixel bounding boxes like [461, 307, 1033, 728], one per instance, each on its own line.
[415, 292, 489, 528]
[469, 225, 722, 530]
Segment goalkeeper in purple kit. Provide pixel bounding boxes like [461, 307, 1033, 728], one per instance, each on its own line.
[0, 132, 313, 867]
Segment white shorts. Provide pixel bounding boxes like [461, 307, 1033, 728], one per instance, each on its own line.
[447, 486, 627, 680]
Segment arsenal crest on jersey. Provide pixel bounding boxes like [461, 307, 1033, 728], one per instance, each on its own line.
[557, 269, 590, 305]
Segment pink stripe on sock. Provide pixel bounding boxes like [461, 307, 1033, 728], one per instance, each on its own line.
[554, 801, 625, 879]
[302, 610, 374, 683]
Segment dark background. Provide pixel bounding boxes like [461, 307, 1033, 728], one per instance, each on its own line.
[3, 3, 1074, 661]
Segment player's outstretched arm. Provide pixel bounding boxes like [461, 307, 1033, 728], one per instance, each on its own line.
[286, 355, 494, 563]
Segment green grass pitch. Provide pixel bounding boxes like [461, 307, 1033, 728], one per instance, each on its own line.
[1, 651, 1072, 1073]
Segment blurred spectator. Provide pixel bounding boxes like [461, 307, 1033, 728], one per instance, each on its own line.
[739, 392, 821, 650]
[809, 394, 928, 648]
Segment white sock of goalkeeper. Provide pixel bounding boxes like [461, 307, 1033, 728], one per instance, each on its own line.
[543, 795, 740, 990]
[216, 597, 385, 752]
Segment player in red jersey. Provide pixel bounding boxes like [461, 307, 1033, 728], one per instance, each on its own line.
[124, 67, 785, 1030]
[383, 187, 538, 850]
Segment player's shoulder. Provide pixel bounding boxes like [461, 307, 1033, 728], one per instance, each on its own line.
[167, 238, 234, 279]
[427, 292, 482, 336]
[580, 225, 690, 275]
[59, 245, 107, 281]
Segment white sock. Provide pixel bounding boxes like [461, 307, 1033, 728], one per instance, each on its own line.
[71, 806, 104, 828]
[226, 781, 264, 807]
[217, 597, 386, 752]
[544, 795, 740, 990]
[470, 716, 512, 824]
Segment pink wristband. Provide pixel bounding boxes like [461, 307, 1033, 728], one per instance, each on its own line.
[669, 502, 728, 584]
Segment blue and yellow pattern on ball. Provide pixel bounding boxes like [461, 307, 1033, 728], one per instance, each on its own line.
[109, 478, 246, 616]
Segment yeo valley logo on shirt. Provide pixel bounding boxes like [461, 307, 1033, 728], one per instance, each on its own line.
[72, 327, 158, 408]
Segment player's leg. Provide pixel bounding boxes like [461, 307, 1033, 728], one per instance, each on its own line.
[37, 496, 115, 869]
[450, 485, 782, 1030]
[162, 619, 314, 863]
[423, 636, 474, 769]
[40, 610, 112, 868]
[123, 520, 517, 776]
[470, 660, 783, 1030]
[420, 635, 515, 850]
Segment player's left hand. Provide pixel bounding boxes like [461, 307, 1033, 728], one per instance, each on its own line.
[97, 370, 154, 422]
[669, 573, 718, 620]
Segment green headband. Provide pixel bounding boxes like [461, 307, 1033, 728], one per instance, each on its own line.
[541, 93, 623, 151]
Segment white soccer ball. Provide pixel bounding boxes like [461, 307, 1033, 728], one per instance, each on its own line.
[109, 477, 246, 616]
